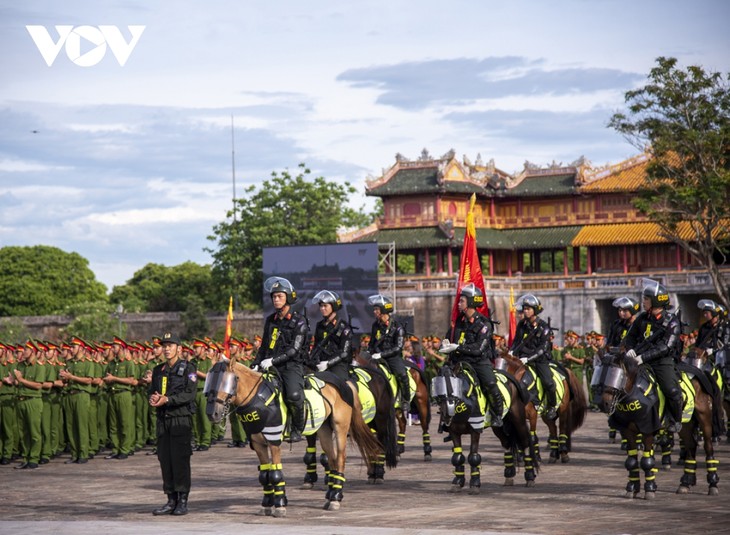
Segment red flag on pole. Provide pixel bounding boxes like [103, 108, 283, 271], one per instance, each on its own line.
[508, 287, 517, 346]
[450, 193, 488, 329]
[224, 296, 233, 359]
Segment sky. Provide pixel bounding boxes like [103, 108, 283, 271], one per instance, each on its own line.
[1, 1, 728, 292]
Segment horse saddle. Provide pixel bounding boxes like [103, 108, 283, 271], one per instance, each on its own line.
[520, 363, 567, 414]
[375, 361, 416, 410]
[350, 366, 377, 424]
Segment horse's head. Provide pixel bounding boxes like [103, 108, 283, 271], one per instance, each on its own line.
[591, 349, 631, 415]
[683, 347, 708, 371]
[204, 360, 239, 424]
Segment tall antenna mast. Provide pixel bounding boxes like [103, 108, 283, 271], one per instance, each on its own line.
[231, 114, 237, 222]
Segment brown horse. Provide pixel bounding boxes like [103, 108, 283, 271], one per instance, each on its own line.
[395, 362, 433, 461]
[594, 351, 719, 498]
[433, 361, 540, 493]
[497, 353, 587, 463]
[205, 360, 382, 516]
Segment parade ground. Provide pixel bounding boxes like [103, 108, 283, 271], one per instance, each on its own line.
[1, 411, 729, 535]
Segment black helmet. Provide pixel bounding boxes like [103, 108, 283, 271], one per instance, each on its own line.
[368, 294, 394, 314]
[641, 278, 670, 308]
[313, 289, 342, 312]
[612, 296, 640, 315]
[459, 283, 484, 309]
[518, 293, 542, 314]
[698, 299, 721, 317]
[718, 303, 728, 319]
[264, 276, 297, 305]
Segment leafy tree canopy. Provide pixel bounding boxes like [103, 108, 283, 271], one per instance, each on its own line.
[609, 57, 730, 306]
[0, 245, 107, 317]
[207, 164, 377, 307]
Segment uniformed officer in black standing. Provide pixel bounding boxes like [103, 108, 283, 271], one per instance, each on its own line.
[149, 332, 197, 516]
[252, 277, 309, 443]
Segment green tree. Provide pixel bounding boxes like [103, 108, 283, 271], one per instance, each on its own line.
[609, 57, 730, 306]
[0, 245, 107, 317]
[110, 261, 222, 313]
[207, 164, 375, 307]
[180, 295, 210, 339]
[0, 318, 31, 343]
[61, 302, 124, 341]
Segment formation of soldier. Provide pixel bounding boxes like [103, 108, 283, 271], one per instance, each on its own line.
[2, 276, 728, 471]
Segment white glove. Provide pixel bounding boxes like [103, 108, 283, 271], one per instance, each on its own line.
[371, 353, 382, 360]
[635, 354, 643, 365]
[625, 349, 637, 360]
[507, 350, 514, 358]
[440, 342, 458, 354]
[260, 358, 274, 370]
[316, 361, 328, 372]
[706, 348, 713, 356]
[520, 357, 529, 365]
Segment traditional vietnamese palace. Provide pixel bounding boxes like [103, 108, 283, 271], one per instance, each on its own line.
[339, 149, 730, 337]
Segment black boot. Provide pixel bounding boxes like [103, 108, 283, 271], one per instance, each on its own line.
[485, 383, 504, 427]
[399, 373, 411, 411]
[172, 492, 188, 516]
[288, 404, 305, 443]
[545, 388, 558, 420]
[153, 493, 177, 515]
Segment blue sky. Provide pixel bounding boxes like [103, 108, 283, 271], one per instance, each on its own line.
[1, 1, 728, 291]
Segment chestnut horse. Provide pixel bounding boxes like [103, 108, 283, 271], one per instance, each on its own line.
[205, 360, 382, 516]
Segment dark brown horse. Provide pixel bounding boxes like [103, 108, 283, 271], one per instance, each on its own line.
[594, 351, 719, 498]
[205, 360, 382, 516]
[395, 362, 433, 461]
[497, 353, 587, 463]
[433, 361, 540, 493]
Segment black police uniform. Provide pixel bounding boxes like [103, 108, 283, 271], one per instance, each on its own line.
[368, 317, 410, 406]
[607, 318, 632, 349]
[149, 357, 197, 510]
[311, 317, 352, 382]
[512, 317, 558, 414]
[447, 310, 504, 422]
[253, 309, 308, 437]
[623, 310, 683, 426]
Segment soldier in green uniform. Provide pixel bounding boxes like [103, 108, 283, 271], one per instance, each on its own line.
[103, 337, 138, 460]
[190, 339, 212, 451]
[0, 343, 18, 464]
[559, 330, 586, 385]
[143, 337, 162, 451]
[13, 340, 48, 469]
[132, 343, 149, 452]
[88, 343, 105, 459]
[36, 341, 56, 464]
[59, 337, 95, 464]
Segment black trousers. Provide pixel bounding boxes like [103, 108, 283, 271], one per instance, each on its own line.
[157, 415, 192, 494]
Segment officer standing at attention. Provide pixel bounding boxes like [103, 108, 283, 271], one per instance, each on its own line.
[311, 290, 353, 382]
[440, 284, 504, 426]
[104, 337, 137, 460]
[510, 294, 558, 420]
[623, 279, 683, 433]
[367, 294, 410, 409]
[149, 332, 197, 516]
[252, 277, 309, 443]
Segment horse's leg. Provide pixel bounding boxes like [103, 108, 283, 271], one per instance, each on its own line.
[558, 396, 571, 463]
[251, 440, 283, 517]
[267, 445, 288, 516]
[622, 429, 641, 499]
[546, 416, 559, 464]
[676, 424, 697, 494]
[396, 408, 406, 455]
[639, 433, 657, 500]
[319, 420, 346, 511]
[528, 404, 541, 463]
[301, 434, 318, 489]
[449, 431, 466, 492]
[656, 428, 674, 470]
[467, 432, 481, 495]
[418, 386, 432, 462]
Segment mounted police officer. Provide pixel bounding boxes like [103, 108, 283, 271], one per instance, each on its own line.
[310, 290, 352, 383]
[149, 332, 197, 516]
[367, 294, 410, 409]
[440, 283, 504, 427]
[623, 279, 683, 433]
[607, 296, 640, 349]
[695, 299, 724, 367]
[252, 277, 308, 443]
[510, 294, 558, 420]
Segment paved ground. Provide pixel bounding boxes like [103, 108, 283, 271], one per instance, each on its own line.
[1, 411, 729, 535]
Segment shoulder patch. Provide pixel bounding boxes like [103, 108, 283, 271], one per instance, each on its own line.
[188, 372, 197, 383]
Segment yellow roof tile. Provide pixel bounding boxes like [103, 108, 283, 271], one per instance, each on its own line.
[573, 220, 730, 247]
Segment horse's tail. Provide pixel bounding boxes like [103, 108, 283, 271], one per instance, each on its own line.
[567, 369, 588, 433]
[381, 394, 399, 469]
[349, 393, 387, 469]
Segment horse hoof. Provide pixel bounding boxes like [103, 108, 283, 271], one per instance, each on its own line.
[503, 478, 514, 487]
[561, 455, 570, 464]
[708, 486, 719, 496]
[676, 486, 690, 495]
[325, 500, 341, 511]
[525, 480, 535, 488]
[662, 464, 672, 472]
[548, 457, 557, 464]
[367, 478, 375, 485]
[424, 454, 432, 462]
[449, 484, 462, 493]
[468, 487, 480, 495]
[259, 507, 273, 516]
[644, 492, 656, 501]
[272, 507, 287, 518]
[375, 478, 384, 485]
[300, 482, 313, 490]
